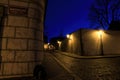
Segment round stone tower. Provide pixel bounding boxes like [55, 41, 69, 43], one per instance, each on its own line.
[0, 0, 46, 78]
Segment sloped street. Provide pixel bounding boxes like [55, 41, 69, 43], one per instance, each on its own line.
[48, 51, 120, 80]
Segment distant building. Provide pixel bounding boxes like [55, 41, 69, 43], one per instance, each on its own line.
[50, 36, 65, 50]
[0, 0, 46, 79]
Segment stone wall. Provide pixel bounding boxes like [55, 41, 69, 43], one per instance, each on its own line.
[0, 0, 46, 78]
[61, 29, 120, 56]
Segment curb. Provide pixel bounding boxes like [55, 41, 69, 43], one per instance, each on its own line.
[55, 51, 120, 59]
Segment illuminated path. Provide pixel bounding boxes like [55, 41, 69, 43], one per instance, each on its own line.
[52, 51, 120, 80]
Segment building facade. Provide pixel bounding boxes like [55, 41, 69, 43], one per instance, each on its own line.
[0, 0, 46, 78]
[61, 29, 120, 56]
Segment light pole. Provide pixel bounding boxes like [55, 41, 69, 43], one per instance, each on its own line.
[99, 30, 104, 55]
[57, 41, 61, 50]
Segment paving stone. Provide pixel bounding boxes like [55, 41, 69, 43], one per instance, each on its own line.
[53, 52, 120, 80]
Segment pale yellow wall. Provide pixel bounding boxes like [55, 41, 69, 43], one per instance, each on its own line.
[61, 29, 120, 56]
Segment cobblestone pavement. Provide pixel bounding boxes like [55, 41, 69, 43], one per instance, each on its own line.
[43, 53, 74, 80]
[0, 52, 74, 80]
[2, 52, 120, 80]
[53, 52, 120, 80]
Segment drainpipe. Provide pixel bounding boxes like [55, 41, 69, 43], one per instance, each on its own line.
[80, 29, 84, 56]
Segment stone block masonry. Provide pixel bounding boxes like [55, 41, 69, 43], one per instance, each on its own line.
[0, 0, 46, 78]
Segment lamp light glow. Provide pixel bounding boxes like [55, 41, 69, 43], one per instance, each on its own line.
[99, 30, 103, 35]
[57, 41, 61, 44]
[66, 34, 70, 38]
[97, 30, 104, 38]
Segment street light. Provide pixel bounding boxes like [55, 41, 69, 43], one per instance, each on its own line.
[66, 34, 70, 39]
[98, 30, 104, 55]
[98, 30, 103, 36]
[57, 41, 62, 50]
[66, 34, 72, 40]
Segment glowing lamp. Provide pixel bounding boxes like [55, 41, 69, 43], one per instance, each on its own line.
[66, 34, 70, 38]
[98, 30, 103, 36]
[57, 41, 61, 44]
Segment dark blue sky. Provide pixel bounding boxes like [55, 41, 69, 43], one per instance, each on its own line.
[45, 0, 94, 39]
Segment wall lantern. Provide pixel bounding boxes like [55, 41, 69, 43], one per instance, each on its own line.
[66, 34, 72, 40]
[66, 34, 70, 38]
[57, 41, 61, 44]
[98, 30, 103, 37]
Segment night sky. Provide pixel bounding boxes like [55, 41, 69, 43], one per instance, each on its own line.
[44, 0, 94, 40]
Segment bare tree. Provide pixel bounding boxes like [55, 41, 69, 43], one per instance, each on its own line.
[88, 0, 120, 29]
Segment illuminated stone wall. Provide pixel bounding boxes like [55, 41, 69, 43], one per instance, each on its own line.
[0, 0, 46, 78]
[61, 29, 120, 56]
